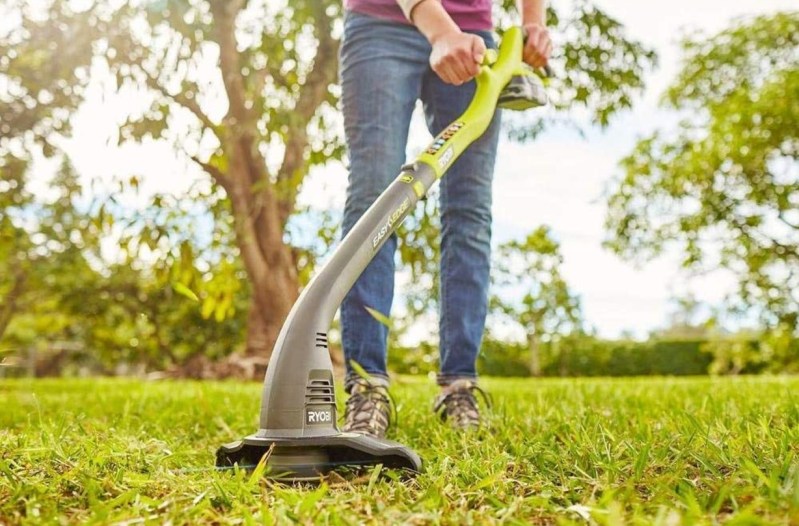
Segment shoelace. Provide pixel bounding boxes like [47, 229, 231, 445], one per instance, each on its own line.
[343, 382, 397, 435]
[434, 383, 492, 423]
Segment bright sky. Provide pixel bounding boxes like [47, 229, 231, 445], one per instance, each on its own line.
[54, 0, 796, 339]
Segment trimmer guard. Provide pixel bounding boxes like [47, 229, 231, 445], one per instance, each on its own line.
[216, 432, 423, 481]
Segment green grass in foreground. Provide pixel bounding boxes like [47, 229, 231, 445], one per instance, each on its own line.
[1, 376, 799, 525]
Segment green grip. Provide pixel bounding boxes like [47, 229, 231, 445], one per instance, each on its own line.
[416, 27, 526, 178]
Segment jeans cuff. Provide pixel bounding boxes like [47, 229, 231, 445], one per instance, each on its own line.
[344, 371, 390, 392]
[436, 373, 478, 387]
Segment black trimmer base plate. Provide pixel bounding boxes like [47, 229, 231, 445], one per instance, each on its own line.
[216, 432, 422, 481]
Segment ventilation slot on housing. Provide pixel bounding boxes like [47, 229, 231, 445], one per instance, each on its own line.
[315, 332, 329, 350]
[305, 378, 334, 404]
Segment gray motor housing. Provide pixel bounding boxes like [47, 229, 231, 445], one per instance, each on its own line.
[215, 163, 438, 478]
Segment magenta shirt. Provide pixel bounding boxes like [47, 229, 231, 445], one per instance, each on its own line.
[345, 0, 493, 31]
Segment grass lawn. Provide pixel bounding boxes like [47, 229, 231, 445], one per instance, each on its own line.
[2, 376, 799, 525]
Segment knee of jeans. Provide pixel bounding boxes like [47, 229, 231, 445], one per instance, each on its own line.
[342, 182, 391, 233]
[442, 206, 492, 249]
[347, 135, 406, 173]
[443, 202, 492, 228]
[344, 152, 404, 217]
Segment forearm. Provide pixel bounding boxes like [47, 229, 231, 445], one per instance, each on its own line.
[517, 0, 546, 25]
[405, 0, 460, 44]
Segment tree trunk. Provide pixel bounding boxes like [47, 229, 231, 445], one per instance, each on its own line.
[0, 268, 26, 340]
[245, 301, 274, 357]
[558, 339, 568, 377]
[221, 153, 300, 378]
[196, 0, 336, 379]
[528, 332, 541, 377]
[245, 268, 296, 350]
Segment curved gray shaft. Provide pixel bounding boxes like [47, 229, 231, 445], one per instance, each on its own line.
[258, 162, 438, 437]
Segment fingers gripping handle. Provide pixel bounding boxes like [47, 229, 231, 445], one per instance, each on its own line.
[481, 48, 498, 66]
[520, 26, 554, 78]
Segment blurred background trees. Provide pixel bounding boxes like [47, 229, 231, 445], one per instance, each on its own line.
[1, 1, 796, 378]
[490, 227, 583, 376]
[605, 13, 799, 336]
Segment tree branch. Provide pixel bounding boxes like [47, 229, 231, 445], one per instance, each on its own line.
[188, 154, 230, 192]
[275, 10, 339, 226]
[208, 0, 249, 126]
[142, 70, 220, 138]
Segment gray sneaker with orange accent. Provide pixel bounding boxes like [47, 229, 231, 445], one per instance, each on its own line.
[433, 379, 491, 429]
[342, 379, 393, 438]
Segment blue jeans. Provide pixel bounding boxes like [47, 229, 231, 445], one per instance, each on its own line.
[339, 11, 501, 388]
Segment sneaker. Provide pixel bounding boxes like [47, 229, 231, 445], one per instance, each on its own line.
[433, 379, 491, 429]
[342, 378, 394, 438]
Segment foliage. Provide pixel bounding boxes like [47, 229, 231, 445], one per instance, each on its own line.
[94, 180, 250, 368]
[389, 336, 721, 377]
[551, 337, 716, 377]
[701, 326, 799, 376]
[3, 376, 799, 523]
[1, 0, 657, 371]
[605, 12, 799, 332]
[1, 0, 344, 367]
[0, 161, 249, 373]
[496, 0, 657, 138]
[491, 227, 583, 375]
[760, 325, 799, 373]
[0, 158, 100, 347]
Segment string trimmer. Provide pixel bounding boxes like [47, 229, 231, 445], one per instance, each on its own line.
[216, 25, 549, 481]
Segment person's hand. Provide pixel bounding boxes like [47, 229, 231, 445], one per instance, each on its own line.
[522, 22, 552, 68]
[430, 30, 486, 85]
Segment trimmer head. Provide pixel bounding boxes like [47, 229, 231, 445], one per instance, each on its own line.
[216, 432, 422, 481]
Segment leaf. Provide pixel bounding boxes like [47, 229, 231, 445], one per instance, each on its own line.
[366, 464, 383, 493]
[172, 282, 199, 303]
[348, 360, 371, 381]
[200, 297, 215, 319]
[364, 305, 392, 330]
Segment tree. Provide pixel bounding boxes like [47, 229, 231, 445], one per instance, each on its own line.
[0, 158, 99, 341]
[605, 12, 799, 333]
[2, 0, 341, 371]
[650, 294, 716, 340]
[3, 0, 655, 376]
[490, 227, 583, 376]
[0, 156, 31, 340]
[1, 0, 108, 343]
[0, 162, 252, 376]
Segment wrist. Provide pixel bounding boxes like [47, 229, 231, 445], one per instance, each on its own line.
[409, 0, 462, 45]
[522, 18, 546, 28]
[428, 25, 462, 46]
[519, 1, 546, 26]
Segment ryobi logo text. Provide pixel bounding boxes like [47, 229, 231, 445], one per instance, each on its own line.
[438, 146, 454, 169]
[372, 198, 410, 249]
[306, 408, 333, 425]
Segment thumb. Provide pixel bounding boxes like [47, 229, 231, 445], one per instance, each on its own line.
[471, 36, 487, 63]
